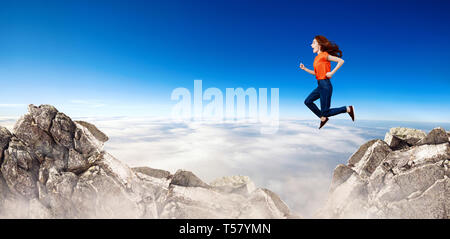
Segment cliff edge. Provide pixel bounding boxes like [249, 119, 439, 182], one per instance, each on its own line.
[317, 127, 450, 218]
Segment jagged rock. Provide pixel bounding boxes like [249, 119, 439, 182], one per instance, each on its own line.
[348, 139, 377, 166]
[155, 174, 297, 219]
[416, 127, 449, 145]
[371, 163, 444, 203]
[384, 133, 409, 150]
[28, 104, 57, 132]
[14, 114, 51, 159]
[319, 127, 450, 219]
[159, 183, 293, 219]
[0, 127, 12, 161]
[374, 176, 449, 219]
[170, 170, 211, 189]
[132, 167, 171, 179]
[260, 188, 294, 218]
[387, 127, 426, 145]
[238, 188, 293, 218]
[329, 164, 356, 193]
[0, 104, 294, 218]
[352, 140, 392, 178]
[1, 138, 40, 199]
[210, 175, 256, 195]
[67, 148, 90, 174]
[74, 122, 104, 157]
[74, 121, 109, 143]
[50, 112, 76, 149]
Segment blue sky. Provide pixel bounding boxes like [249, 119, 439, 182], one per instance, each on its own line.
[1, 0, 450, 122]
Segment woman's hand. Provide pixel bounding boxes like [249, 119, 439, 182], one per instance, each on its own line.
[299, 63, 305, 70]
[326, 72, 333, 79]
[299, 62, 316, 76]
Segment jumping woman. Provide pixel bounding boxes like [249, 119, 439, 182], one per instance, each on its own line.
[299, 35, 355, 129]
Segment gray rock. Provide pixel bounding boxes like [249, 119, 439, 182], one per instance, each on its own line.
[73, 122, 103, 157]
[13, 113, 66, 163]
[0, 127, 12, 161]
[1, 138, 39, 199]
[132, 166, 171, 179]
[260, 188, 293, 218]
[170, 169, 211, 188]
[50, 112, 76, 149]
[67, 148, 90, 174]
[348, 139, 377, 166]
[74, 120, 108, 143]
[384, 177, 448, 219]
[353, 140, 392, 178]
[159, 185, 295, 219]
[210, 175, 256, 195]
[213, 184, 251, 195]
[371, 163, 444, 203]
[329, 164, 356, 193]
[384, 132, 409, 150]
[28, 104, 58, 132]
[417, 127, 449, 145]
[387, 127, 427, 146]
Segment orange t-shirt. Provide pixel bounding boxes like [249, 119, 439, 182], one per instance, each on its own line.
[313, 51, 331, 80]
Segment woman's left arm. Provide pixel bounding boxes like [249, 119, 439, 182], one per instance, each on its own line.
[326, 55, 344, 79]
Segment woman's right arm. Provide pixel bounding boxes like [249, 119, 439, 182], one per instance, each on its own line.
[299, 63, 315, 76]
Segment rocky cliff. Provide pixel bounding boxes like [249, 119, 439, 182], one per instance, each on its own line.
[0, 104, 297, 218]
[317, 127, 450, 218]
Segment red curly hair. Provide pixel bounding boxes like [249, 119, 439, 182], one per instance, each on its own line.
[315, 35, 342, 58]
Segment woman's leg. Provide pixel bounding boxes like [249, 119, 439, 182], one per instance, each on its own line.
[319, 79, 347, 117]
[323, 106, 348, 117]
[304, 87, 322, 118]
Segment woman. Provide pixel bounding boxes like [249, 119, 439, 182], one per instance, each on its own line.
[299, 35, 355, 129]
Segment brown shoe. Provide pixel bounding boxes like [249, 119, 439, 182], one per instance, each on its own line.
[319, 117, 329, 129]
[348, 106, 355, 121]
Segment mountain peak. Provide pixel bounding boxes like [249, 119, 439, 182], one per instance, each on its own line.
[317, 126, 450, 218]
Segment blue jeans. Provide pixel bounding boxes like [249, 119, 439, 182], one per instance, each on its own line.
[304, 79, 347, 118]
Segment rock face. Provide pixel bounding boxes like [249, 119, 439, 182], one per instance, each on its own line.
[0, 104, 295, 219]
[318, 127, 450, 219]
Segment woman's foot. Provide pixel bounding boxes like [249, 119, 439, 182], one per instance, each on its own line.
[319, 117, 329, 129]
[347, 106, 355, 121]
